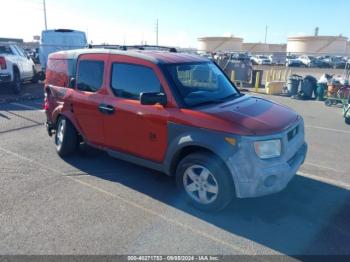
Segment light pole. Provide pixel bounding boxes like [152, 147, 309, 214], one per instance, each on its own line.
[43, 0, 48, 30]
[155, 19, 159, 46]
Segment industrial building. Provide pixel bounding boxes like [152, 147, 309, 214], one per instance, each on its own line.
[198, 34, 349, 55]
[286, 35, 348, 55]
[242, 43, 286, 54]
[197, 36, 243, 53]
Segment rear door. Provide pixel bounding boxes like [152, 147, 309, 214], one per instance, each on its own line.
[72, 54, 108, 146]
[102, 56, 171, 162]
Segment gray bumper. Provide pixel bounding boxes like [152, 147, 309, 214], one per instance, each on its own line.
[226, 119, 307, 198]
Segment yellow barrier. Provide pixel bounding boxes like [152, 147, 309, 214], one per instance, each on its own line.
[255, 72, 260, 92]
[265, 71, 270, 83]
[230, 71, 235, 82]
[278, 70, 282, 81]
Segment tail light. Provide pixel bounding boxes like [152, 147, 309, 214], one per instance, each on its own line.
[0, 57, 6, 70]
[44, 91, 49, 110]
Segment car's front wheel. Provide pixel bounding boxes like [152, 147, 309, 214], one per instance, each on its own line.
[31, 67, 39, 84]
[55, 116, 78, 157]
[12, 70, 21, 94]
[176, 152, 235, 211]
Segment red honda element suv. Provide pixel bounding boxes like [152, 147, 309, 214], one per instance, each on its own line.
[44, 48, 307, 211]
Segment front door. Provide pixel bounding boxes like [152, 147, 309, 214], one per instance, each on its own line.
[102, 59, 170, 162]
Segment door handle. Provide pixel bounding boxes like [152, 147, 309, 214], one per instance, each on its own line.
[98, 104, 115, 114]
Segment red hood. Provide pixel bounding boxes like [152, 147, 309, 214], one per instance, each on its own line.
[199, 95, 299, 135]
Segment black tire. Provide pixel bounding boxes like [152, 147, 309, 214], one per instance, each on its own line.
[31, 67, 39, 84]
[345, 117, 350, 125]
[55, 116, 78, 157]
[324, 99, 332, 106]
[12, 70, 21, 94]
[176, 152, 235, 211]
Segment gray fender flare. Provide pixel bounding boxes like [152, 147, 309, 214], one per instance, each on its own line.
[163, 123, 239, 179]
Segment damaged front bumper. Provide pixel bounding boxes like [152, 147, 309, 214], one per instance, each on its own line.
[226, 118, 308, 198]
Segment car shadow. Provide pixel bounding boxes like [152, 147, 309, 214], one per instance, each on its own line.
[0, 83, 44, 104]
[63, 145, 350, 256]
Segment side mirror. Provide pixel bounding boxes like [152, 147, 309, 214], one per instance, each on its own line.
[140, 92, 167, 106]
[69, 77, 76, 89]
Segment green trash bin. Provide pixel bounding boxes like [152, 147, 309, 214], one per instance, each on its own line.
[316, 83, 327, 101]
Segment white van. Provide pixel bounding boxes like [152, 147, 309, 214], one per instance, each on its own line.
[39, 29, 87, 71]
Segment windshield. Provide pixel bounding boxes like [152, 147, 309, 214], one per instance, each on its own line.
[165, 62, 240, 107]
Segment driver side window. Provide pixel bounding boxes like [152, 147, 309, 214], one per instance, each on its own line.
[110, 63, 161, 100]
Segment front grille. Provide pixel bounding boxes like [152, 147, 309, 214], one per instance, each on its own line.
[287, 125, 299, 141]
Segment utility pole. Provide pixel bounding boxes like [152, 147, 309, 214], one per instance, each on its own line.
[43, 0, 48, 30]
[264, 25, 268, 44]
[155, 19, 159, 46]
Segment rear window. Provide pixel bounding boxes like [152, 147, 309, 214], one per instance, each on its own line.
[77, 60, 104, 92]
[0, 46, 13, 55]
[110, 63, 161, 100]
[46, 58, 76, 87]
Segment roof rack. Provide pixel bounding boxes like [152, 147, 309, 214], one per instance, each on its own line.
[89, 44, 177, 53]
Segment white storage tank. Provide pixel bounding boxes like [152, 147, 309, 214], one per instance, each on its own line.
[287, 35, 348, 55]
[197, 36, 243, 53]
[242, 43, 269, 53]
[268, 44, 287, 53]
[347, 41, 350, 55]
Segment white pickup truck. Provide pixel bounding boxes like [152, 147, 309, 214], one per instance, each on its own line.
[0, 43, 37, 94]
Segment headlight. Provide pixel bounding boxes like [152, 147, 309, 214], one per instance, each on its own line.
[254, 139, 281, 159]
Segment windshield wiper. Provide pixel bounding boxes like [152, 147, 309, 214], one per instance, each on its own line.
[214, 93, 242, 103]
[190, 93, 242, 108]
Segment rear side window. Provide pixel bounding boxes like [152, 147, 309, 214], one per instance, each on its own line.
[111, 63, 160, 100]
[77, 60, 104, 92]
[0, 46, 13, 55]
[46, 58, 74, 87]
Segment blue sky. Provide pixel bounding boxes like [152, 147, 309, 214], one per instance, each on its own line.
[1, 0, 350, 47]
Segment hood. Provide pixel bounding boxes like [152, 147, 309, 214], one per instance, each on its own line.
[199, 95, 299, 136]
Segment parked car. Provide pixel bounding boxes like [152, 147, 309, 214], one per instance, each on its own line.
[229, 52, 251, 62]
[25, 48, 40, 64]
[44, 49, 307, 211]
[39, 29, 87, 72]
[251, 55, 271, 65]
[298, 55, 330, 68]
[268, 53, 286, 65]
[327, 56, 347, 69]
[0, 42, 38, 93]
[286, 55, 303, 67]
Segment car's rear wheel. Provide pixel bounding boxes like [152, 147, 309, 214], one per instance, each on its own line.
[12, 70, 21, 94]
[176, 152, 234, 211]
[55, 116, 78, 157]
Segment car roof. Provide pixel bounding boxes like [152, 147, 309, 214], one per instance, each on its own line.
[48, 48, 209, 65]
